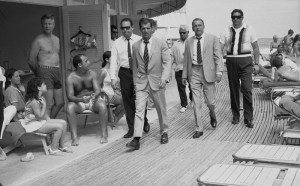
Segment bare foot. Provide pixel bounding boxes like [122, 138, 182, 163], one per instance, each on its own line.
[71, 138, 79, 146]
[100, 137, 108, 144]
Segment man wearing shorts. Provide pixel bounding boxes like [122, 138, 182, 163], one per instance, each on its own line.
[66, 54, 108, 146]
[29, 14, 64, 118]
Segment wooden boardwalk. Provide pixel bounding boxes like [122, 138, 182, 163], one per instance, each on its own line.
[24, 74, 299, 186]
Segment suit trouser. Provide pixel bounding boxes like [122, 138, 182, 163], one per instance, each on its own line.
[118, 67, 148, 132]
[175, 70, 193, 107]
[226, 56, 253, 122]
[134, 83, 168, 137]
[190, 65, 216, 132]
[280, 95, 300, 118]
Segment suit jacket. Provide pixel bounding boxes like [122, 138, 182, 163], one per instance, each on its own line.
[182, 33, 223, 83]
[132, 37, 171, 91]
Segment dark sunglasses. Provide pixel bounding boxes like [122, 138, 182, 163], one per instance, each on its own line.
[179, 32, 188, 34]
[112, 31, 118, 34]
[231, 15, 242, 20]
[120, 26, 131, 31]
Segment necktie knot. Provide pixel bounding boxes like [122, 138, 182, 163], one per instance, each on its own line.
[196, 36, 202, 41]
[144, 40, 149, 44]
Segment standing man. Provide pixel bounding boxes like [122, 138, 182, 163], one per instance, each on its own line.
[110, 18, 150, 139]
[126, 18, 171, 150]
[29, 14, 64, 118]
[171, 24, 193, 113]
[282, 29, 294, 54]
[182, 18, 223, 138]
[220, 9, 260, 128]
[109, 25, 118, 50]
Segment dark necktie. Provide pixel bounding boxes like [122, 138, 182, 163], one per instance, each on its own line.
[127, 38, 132, 70]
[197, 37, 202, 64]
[144, 40, 149, 73]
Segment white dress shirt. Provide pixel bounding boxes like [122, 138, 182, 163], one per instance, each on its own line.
[110, 34, 141, 80]
[192, 33, 205, 65]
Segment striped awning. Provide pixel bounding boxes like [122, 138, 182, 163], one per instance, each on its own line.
[136, 0, 187, 18]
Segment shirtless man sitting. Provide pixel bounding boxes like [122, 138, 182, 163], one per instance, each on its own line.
[29, 14, 64, 118]
[66, 54, 108, 145]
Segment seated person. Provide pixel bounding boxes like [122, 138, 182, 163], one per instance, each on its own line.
[66, 54, 108, 145]
[270, 35, 280, 54]
[279, 93, 300, 120]
[274, 56, 300, 82]
[4, 68, 26, 120]
[99, 51, 123, 118]
[255, 54, 298, 81]
[23, 77, 71, 155]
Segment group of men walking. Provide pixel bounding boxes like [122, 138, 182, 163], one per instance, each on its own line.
[29, 9, 259, 150]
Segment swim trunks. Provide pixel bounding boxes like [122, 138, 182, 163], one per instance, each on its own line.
[36, 65, 62, 89]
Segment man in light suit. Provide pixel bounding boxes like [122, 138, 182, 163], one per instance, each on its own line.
[126, 18, 172, 150]
[182, 18, 223, 138]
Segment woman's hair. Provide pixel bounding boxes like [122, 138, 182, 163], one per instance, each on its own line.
[273, 56, 283, 69]
[25, 77, 44, 102]
[102, 51, 111, 68]
[292, 34, 300, 47]
[4, 68, 18, 89]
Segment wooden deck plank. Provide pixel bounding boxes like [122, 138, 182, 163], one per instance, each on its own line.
[223, 165, 246, 184]
[281, 168, 298, 186]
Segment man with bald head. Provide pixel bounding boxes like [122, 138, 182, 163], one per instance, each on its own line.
[171, 24, 193, 113]
[182, 18, 223, 138]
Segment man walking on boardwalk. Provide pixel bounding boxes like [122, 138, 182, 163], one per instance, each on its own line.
[126, 18, 171, 150]
[220, 9, 260, 128]
[182, 18, 223, 138]
[171, 24, 193, 113]
[110, 18, 150, 139]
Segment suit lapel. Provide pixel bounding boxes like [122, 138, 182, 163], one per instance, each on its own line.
[138, 39, 144, 61]
[149, 37, 156, 61]
[203, 34, 207, 54]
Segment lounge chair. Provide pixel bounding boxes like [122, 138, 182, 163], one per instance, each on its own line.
[197, 163, 300, 185]
[232, 144, 300, 167]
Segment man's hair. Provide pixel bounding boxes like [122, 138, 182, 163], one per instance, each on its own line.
[192, 18, 205, 27]
[179, 24, 189, 31]
[102, 51, 111, 68]
[41, 14, 55, 23]
[231, 9, 244, 17]
[120, 18, 133, 27]
[139, 18, 152, 29]
[273, 56, 283, 69]
[73, 54, 85, 69]
[288, 29, 294, 35]
[111, 25, 117, 31]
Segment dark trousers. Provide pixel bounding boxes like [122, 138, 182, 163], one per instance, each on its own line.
[118, 67, 148, 131]
[175, 70, 193, 107]
[226, 56, 253, 122]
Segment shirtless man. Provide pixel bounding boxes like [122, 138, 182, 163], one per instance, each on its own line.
[282, 29, 294, 55]
[270, 35, 280, 53]
[66, 54, 108, 145]
[29, 14, 64, 118]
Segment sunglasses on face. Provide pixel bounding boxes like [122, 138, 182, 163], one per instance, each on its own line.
[112, 31, 118, 34]
[179, 32, 188, 34]
[120, 26, 131, 31]
[231, 15, 242, 20]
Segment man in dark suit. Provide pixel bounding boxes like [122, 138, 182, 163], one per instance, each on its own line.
[126, 18, 172, 150]
[182, 18, 223, 138]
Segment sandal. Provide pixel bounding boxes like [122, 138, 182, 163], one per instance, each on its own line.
[58, 146, 73, 153]
[21, 152, 34, 162]
[48, 147, 64, 156]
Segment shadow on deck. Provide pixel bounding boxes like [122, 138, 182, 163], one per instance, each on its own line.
[18, 74, 300, 185]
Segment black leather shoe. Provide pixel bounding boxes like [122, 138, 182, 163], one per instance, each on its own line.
[123, 130, 133, 138]
[161, 132, 168, 144]
[126, 139, 140, 150]
[232, 117, 240, 124]
[245, 121, 254, 128]
[210, 118, 217, 128]
[143, 122, 150, 133]
[193, 131, 203, 138]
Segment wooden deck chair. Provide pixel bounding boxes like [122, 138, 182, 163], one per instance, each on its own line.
[272, 88, 300, 139]
[197, 163, 300, 186]
[233, 144, 300, 167]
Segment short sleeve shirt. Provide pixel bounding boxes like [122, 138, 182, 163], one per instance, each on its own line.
[4, 86, 26, 110]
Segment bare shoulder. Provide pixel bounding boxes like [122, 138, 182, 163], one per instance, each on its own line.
[66, 72, 76, 83]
